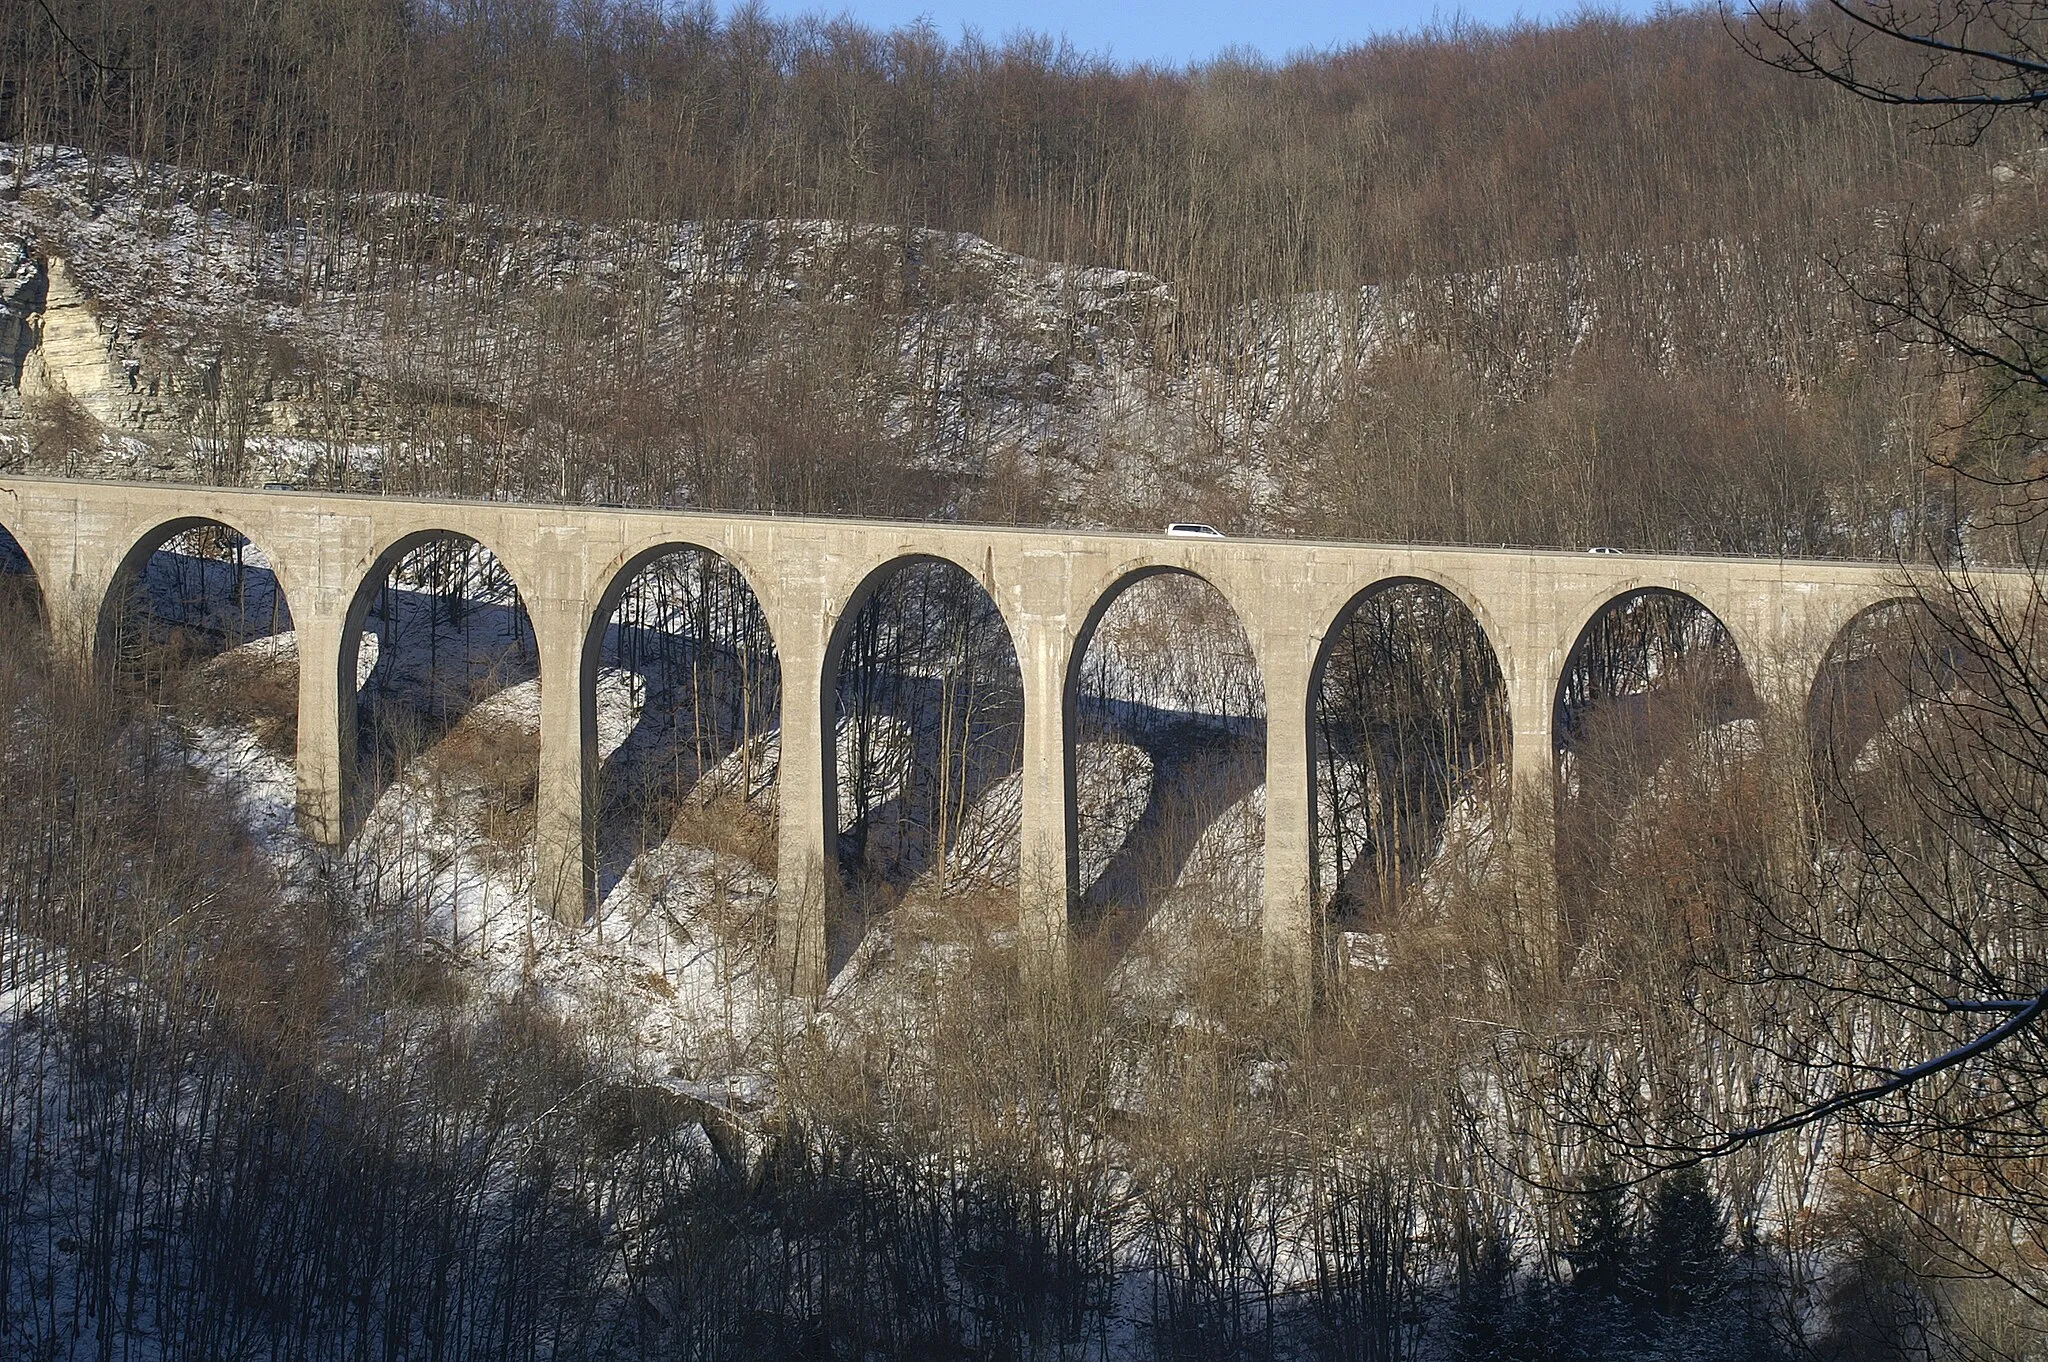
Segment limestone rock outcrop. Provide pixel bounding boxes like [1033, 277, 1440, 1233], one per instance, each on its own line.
[18, 254, 126, 424]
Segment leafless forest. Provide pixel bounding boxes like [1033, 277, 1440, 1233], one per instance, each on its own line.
[3, 1, 2048, 1358]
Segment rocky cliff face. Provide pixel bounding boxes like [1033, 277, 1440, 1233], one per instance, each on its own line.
[0, 144, 1230, 520]
[16, 254, 132, 422]
[0, 241, 46, 392]
[0, 141, 1909, 544]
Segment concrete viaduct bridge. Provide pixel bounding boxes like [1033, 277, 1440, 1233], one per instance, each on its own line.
[0, 476, 1950, 995]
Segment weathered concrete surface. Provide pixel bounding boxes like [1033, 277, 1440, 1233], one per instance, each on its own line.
[0, 475, 1977, 998]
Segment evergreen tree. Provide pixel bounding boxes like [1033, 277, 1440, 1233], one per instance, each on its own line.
[1448, 1224, 1517, 1361]
[1563, 1170, 1637, 1306]
[1639, 1165, 1728, 1320]
[1559, 1167, 1644, 1360]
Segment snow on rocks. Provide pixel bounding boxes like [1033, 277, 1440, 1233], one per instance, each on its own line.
[1076, 740, 1155, 890]
[1106, 782, 1266, 1007]
[936, 768, 1022, 889]
[167, 629, 793, 1102]
[0, 142, 1207, 524]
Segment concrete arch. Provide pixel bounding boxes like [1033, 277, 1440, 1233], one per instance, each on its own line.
[1805, 594, 1954, 787]
[580, 540, 784, 903]
[92, 513, 301, 674]
[585, 529, 781, 641]
[1298, 568, 1501, 677]
[1308, 576, 1511, 931]
[1554, 574, 1759, 686]
[1066, 558, 1208, 666]
[820, 553, 1025, 936]
[1063, 561, 1267, 720]
[818, 548, 1018, 789]
[822, 547, 1018, 679]
[1551, 584, 1765, 921]
[335, 527, 540, 837]
[582, 538, 782, 709]
[338, 526, 537, 661]
[1063, 563, 1268, 946]
[0, 516, 49, 628]
[1809, 592, 1944, 689]
[1553, 583, 1758, 735]
[1308, 573, 1507, 704]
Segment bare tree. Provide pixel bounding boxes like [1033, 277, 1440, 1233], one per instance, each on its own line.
[1746, 0, 2048, 542]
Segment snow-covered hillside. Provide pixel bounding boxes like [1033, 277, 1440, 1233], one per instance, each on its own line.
[0, 141, 1892, 540]
[0, 143, 1219, 523]
[128, 541, 1342, 1124]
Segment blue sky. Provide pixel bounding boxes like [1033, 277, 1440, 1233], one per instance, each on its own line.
[729, 0, 1675, 67]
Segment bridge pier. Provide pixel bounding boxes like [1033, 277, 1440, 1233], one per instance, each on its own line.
[534, 600, 595, 927]
[43, 575, 108, 673]
[1502, 623, 1562, 967]
[49, 537, 125, 674]
[1756, 683, 1821, 884]
[293, 608, 353, 847]
[1722, 595, 1851, 887]
[1257, 626, 1319, 1000]
[772, 619, 833, 999]
[1015, 608, 1076, 976]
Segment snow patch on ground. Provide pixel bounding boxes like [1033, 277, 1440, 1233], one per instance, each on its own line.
[167, 638, 796, 1105]
[114, 564, 1315, 1116]
[184, 720, 300, 859]
[1109, 784, 1265, 1005]
[936, 768, 1021, 889]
